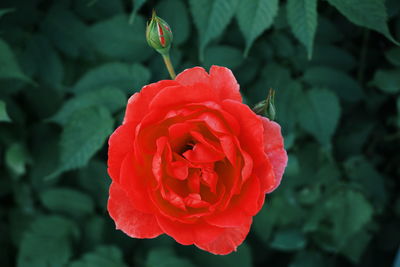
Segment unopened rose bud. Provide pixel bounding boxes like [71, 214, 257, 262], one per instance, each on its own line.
[266, 88, 276, 121]
[146, 11, 173, 55]
[253, 88, 276, 121]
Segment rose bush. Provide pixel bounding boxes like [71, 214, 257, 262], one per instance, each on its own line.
[107, 66, 287, 254]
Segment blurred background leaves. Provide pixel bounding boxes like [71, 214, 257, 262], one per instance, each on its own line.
[0, 0, 399, 266]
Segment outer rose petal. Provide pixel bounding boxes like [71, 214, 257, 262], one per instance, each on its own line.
[108, 182, 163, 238]
[176, 66, 242, 103]
[221, 99, 265, 160]
[209, 65, 242, 102]
[156, 215, 224, 246]
[221, 99, 279, 194]
[175, 66, 210, 86]
[149, 84, 218, 110]
[119, 152, 154, 213]
[156, 214, 250, 255]
[261, 117, 288, 192]
[107, 123, 135, 182]
[124, 80, 178, 125]
[195, 221, 252, 255]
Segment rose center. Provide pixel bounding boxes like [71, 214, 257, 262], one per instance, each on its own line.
[177, 142, 194, 155]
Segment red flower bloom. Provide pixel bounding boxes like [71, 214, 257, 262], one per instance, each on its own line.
[107, 66, 287, 255]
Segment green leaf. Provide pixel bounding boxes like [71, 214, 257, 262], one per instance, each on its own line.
[54, 107, 114, 176]
[50, 87, 126, 125]
[82, 216, 106, 250]
[340, 230, 372, 263]
[387, 0, 400, 18]
[336, 116, 373, 157]
[77, 160, 110, 210]
[248, 63, 292, 105]
[287, 0, 318, 59]
[317, 16, 344, 44]
[326, 0, 399, 45]
[0, 38, 32, 83]
[311, 44, 356, 71]
[302, 66, 364, 102]
[0, 8, 15, 19]
[236, 0, 278, 56]
[203, 45, 243, 70]
[147, 247, 196, 267]
[157, 0, 190, 45]
[370, 69, 400, 94]
[0, 100, 11, 122]
[129, 0, 146, 24]
[270, 229, 307, 251]
[22, 35, 64, 90]
[5, 143, 29, 176]
[41, 6, 91, 58]
[297, 88, 341, 145]
[290, 251, 326, 267]
[70, 246, 127, 267]
[189, 0, 240, 61]
[270, 32, 296, 59]
[72, 63, 150, 94]
[254, 194, 306, 244]
[17, 216, 78, 267]
[345, 156, 387, 209]
[40, 187, 95, 217]
[29, 126, 60, 187]
[275, 80, 303, 133]
[73, 0, 124, 21]
[90, 14, 152, 62]
[305, 189, 373, 248]
[385, 47, 400, 66]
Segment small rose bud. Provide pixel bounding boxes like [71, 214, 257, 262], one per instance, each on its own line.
[146, 10, 173, 55]
[253, 88, 276, 121]
[265, 88, 276, 121]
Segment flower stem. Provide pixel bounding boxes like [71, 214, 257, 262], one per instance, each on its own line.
[162, 53, 176, 79]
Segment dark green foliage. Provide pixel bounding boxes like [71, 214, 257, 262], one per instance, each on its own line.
[0, 0, 399, 266]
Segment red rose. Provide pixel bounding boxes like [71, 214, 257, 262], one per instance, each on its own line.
[107, 66, 287, 255]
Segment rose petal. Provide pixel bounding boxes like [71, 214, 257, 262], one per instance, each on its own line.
[168, 160, 189, 180]
[163, 189, 187, 211]
[195, 221, 251, 255]
[108, 123, 135, 182]
[156, 215, 224, 246]
[218, 135, 237, 165]
[152, 137, 170, 183]
[255, 156, 277, 195]
[108, 182, 163, 238]
[261, 117, 288, 193]
[200, 165, 218, 193]
[204, 177, 260, 228]
[221, 100, 265, 161]
[168, 122, 192, 141]
[149, 84, 218, 110]
[183, 142, 225, 163]
[241, 149, 253, 182]
[188, 170, 201, 193]
[184, 193, 210, 208]
[209, 65, 242, 102]
[175, 67, 210, 86]
[187, 102, 240, 135]
[190, 130, 222, 154]
[124, 80, 178, 125]
[119, 152, 154, 213]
